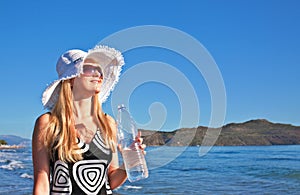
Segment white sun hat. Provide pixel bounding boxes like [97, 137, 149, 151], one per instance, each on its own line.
[42, 45, 124, 110]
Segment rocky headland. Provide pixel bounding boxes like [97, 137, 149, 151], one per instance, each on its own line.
[140, 119, 300, 146]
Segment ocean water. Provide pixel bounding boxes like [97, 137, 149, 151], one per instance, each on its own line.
[0, 145, 299, 194]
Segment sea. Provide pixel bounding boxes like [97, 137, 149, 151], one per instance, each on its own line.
[0, 145, 299, 195]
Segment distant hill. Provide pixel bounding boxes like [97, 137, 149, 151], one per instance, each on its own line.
[1, 119, 299, 147]
[140, 119, 300, 146]
[0, 135, 31, 146]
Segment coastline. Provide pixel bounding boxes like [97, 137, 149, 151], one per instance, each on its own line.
[0, 145, 24, 150]
[141, 119, 300, 146]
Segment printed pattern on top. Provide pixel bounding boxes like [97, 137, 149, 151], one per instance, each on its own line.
[50, 130, 113, 195]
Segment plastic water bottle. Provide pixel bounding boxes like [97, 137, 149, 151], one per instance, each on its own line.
[117, 104, 149, 182]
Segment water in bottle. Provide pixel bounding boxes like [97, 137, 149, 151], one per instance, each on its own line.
[117, 104, 149, 182]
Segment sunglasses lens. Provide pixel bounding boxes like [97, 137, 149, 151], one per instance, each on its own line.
[83, 65, 102, 76]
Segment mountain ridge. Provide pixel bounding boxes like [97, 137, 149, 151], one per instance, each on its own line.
[140, 119, 300, 146]
[0, 135, 31, 146]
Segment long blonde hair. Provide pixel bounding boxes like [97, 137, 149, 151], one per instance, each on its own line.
[44, 80, 116, 163]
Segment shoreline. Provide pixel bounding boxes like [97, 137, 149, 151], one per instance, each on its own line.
[0, 145, 24, 150]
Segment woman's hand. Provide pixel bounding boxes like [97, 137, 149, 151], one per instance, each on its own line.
[118, 131, 147, 155]
[135, 131, 147, 155]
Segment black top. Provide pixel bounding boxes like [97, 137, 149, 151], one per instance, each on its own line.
[50, 130, 113, 195]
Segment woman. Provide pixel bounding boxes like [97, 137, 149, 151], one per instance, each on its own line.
[32, 45, 143, 194]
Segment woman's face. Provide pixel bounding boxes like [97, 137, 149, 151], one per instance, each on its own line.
[72, 61, 103, 100]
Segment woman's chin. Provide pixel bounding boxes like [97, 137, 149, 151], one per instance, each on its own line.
[95, 89, 101, 94]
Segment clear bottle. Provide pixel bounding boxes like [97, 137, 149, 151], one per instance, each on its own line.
[117, 104, 149, 182]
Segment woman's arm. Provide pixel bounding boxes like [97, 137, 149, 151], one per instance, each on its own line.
[32, 113, 51, 194]
[107, 152, 128, 190]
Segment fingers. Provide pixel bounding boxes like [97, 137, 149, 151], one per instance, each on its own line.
[140, 144, 147, 155]
[136, 137, 143, 144]
[140, 144, 146, 150]
[135, 133, 146, 153]
[136, 132, 147, 155]
[135, 131, 143, 144]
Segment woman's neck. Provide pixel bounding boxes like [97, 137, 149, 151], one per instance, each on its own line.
[72, 96, 101, 143]
[72, 97, 94, 120]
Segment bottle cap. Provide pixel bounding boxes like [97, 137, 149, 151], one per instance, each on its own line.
[118, 104, 126, 109]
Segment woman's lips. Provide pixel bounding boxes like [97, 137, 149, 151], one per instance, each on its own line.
[91, 80, 101, 83]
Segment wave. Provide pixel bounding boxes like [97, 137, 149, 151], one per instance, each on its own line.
[0, 149, 17, 153]
[0, 159, 9, 163]
[123, 185, 143, 190]
[20, 173, 34, 180]
[0, 160, 24, 170]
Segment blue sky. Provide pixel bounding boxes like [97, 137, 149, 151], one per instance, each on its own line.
[0, 0, 299, 139]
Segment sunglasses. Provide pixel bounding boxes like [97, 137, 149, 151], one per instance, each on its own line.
[82, 64, 103, 77]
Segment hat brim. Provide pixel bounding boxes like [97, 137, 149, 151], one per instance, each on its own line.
[42, 45, 124, 110]
[42, 74, 79, 109]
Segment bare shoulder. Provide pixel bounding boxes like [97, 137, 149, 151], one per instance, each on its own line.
[36, 113, 51, 125]
[33, 113, 51, 138]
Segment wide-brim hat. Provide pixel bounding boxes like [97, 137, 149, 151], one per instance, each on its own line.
[42, 45, 124, 110]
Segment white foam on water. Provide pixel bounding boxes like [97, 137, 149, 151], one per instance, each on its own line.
[123, 185, 143, 190]
[0, 160, 24, 170]
[20, 173, 34, 179]
[0, 159, 8, 163]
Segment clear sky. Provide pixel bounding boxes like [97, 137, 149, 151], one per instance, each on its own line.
[0, 0, 299, 139]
